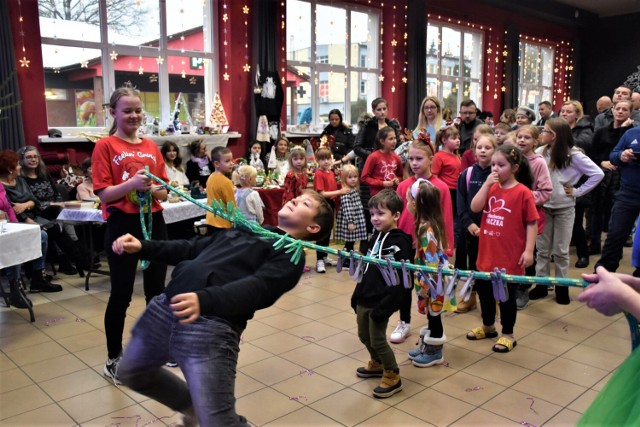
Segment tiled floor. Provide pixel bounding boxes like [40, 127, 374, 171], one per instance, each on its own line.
[0, 245, 635, 426]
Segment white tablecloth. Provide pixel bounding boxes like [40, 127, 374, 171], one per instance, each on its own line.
[56, 199, 208, 225]
[0, 223, 42, 269]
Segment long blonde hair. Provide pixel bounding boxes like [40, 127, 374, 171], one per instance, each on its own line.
[415, 96, 443, 134]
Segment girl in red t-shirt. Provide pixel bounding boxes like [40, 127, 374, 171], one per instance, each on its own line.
[281, 146, 308, 206]
[467, 145, 538, 353]
[361, 126, 403, 196]
[92, 87, 169, 382]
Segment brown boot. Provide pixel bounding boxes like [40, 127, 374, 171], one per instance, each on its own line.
[456, 291, 477, 313]
[356, 360, 384, 378]
[373, 369, 402, 398]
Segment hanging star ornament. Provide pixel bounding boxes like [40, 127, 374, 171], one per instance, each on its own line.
[378, 75, 385, 81]
[149, 74, 158, 83]
[222, 13, 228, 22]
[243, 5, 250, 14]
[391, 39, 398, 47]
[80, 60, 89, 68]
[223, 72, 230, 81]
[156, 56, 164, 65]
[138, 66, 144, 75]
[243, 63, 251, 72]
[19, 56, 30, 67]
[110, 51, 118, 61]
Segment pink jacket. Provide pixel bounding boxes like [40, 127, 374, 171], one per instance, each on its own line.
[0, 183, 18, 222]
[526, 152, 552, 206]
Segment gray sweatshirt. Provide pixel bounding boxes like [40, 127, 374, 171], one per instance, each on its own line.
[535, 146, 604, 209]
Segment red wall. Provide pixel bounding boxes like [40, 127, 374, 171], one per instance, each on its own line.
[10, 0, 578, 157]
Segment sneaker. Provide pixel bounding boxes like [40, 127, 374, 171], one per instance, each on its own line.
[315, 259, 326, 273]
[323, 256, 338, 267]
[103, 356, 123, 385]
[356, 360, 384, 378]
[515, 286, 529, 310]
[389, 321, 411, 343]
[166, 360, 178, 367]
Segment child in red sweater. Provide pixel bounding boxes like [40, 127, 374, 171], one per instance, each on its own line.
[313, 148, 348, 273]
[434, 127, 462, 244]
[282, 146, 308, 206]
[361, 126, 404, 195]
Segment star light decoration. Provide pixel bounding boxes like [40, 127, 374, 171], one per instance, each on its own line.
[243, 5, 249, 14]
[156, 56, 164, 65]
[243, 64, 251, 72]
[19, 56, 30, 67]
[80, 60, 89, 68]
[223, 72, 230, 81]
[110, 51, 119, 61]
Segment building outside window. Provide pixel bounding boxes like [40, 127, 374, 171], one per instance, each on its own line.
[286, 0, 380, 128]
[38, 0, 215, 131]
[518, 40, 554, 111]
[426, 21, 483, 117]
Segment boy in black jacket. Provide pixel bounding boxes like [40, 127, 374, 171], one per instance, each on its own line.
[351, 189, 413, 398]
[113, 190, 333, 427]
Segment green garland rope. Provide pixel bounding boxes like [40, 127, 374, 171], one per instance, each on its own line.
[143, 171, 640, 350]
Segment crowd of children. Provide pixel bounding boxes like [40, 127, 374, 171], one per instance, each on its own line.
[76, 88, 621, 425]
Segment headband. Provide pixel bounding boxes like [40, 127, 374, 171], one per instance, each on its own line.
[410, 178, 433, 199]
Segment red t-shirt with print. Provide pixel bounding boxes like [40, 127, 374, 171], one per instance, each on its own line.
[476, 183, 539, 275]
[361, 150, 403, 196]
[92, 135, 169, 220]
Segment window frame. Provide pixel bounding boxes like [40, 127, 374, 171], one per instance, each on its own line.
[425, 20, 484, 117]
[517, 39, 555, 111]
[286, 0, 381, 126]
[39, 0, 217, 130]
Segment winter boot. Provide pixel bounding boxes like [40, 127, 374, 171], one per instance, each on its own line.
[529, 285, 548, 300]
[455, 291, 477, 313]
[372, 369, 402, 398]
[412, 334, 446, 367]
[408, 327, 429, 360]
[9, 280, 31, 309]
[29, 270, 63, 293]
[356, 360, 384, 378]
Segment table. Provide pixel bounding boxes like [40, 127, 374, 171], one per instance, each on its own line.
[0, 223, 41, 322]
[56, 199, 208, 289]
[256, 188, 284, 226]
[56, 199, 209, 225]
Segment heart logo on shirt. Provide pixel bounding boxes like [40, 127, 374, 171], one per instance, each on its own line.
[485, 196, 512, 214]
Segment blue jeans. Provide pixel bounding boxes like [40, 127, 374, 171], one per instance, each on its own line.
[597, 190, 640, 272]
[118, 295, 249, 426]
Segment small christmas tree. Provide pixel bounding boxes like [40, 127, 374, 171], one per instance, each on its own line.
[209, 93, 229, 133]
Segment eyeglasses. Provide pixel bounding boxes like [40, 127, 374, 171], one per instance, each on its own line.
[24, 155, 39, 160]
[541, 129, 554, 134]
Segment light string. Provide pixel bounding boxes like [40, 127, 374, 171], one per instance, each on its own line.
[17, 0, 29, 67]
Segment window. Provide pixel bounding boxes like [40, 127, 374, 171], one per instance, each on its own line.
[286, 0, 381, 128]
[518, 41, 554, 111]
[426, 22, 483, 117]
[38, 0, 215, 130]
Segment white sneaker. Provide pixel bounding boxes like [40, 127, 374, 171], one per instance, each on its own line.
[389, 321, 411, 343]
[103, 356, 123, 385]
[323, 256, 338, 267]
[315, 259, 326, 273]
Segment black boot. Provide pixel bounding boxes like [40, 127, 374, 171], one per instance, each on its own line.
[529, 285, 548, 300]
[9, 280, 31, 309]
[30, 270, 63, 293]
[555, 286, 570, 305]
[58, 258, 78, 275]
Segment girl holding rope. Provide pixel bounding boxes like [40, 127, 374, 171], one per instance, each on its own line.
[92, 86, 169, 383]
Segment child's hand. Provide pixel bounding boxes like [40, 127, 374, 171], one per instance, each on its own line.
[518, 250, 534, 268]
[170, 292, 201, 324]
[341, 186, 351, 195]
[348, 223, 356, 231]
[129, 170, 153, 192]
[485, 171, 499, 186]
[383, 180, 394, 188]
[578, 267, 628, 316]
[112, 233, 142, 255]
[467, 223, 480, 237]
[563, 185, 574, 197]
[392, 177, 400, 186]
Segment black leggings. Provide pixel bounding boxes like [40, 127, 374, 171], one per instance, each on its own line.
[104, 210, 167, 359]
[476, 278, 517, 335]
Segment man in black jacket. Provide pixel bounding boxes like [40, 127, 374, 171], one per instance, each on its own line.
[114, 190, 333, 427]
[458, 100, 483, 151]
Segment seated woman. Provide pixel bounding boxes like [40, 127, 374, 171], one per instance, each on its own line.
[185, 140, 214, 188]
[76, 157, 96, 200]
[0, 150, 62, 296]
[161, 141, 189, 186]
[11, 148, 89, 275]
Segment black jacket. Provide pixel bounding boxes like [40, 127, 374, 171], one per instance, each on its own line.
[459, 118, 484, 152]
[354, 118, 401, 172]
[456, 163, 492, 231]
[186, 158, 214, 188]
[589, 123, 634, 165]
[321, 124, 354, 158]
[572, 117, 594, 152]
[350, 228, 413, 322]
[138, 227, 304, 331]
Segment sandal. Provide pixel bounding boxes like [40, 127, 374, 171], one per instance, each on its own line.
[492, 336, 517, 353]
[466, 326, 499, 341]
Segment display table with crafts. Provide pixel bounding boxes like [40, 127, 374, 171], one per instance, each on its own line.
[256, 187, 285, 226]
[57, 199, 208, 289]
[0, 223, 42, 321]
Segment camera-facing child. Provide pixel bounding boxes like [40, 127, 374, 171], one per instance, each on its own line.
[282, 146, 308, 206]
[336, 164, 367, 264]
[351, 189, 413, 399]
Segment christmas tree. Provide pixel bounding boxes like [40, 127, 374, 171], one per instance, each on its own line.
[209, 93, 229, 132]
